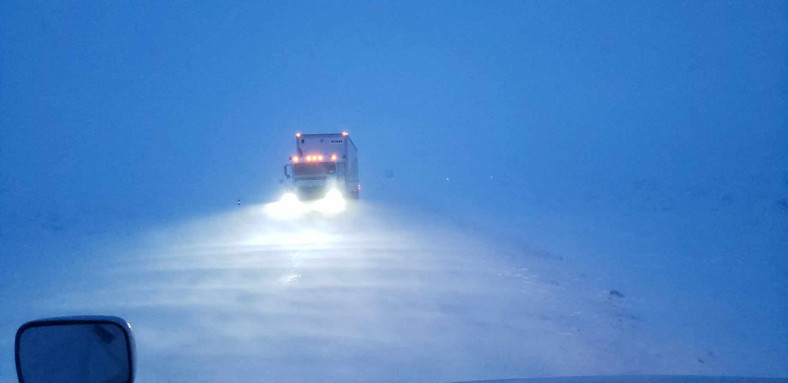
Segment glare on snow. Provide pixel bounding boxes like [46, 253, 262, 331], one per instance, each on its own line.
[264, 190, 346, 220]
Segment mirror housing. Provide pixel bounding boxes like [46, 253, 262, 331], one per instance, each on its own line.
[15, 316, 136, 383]
[284, 164, 293, 179]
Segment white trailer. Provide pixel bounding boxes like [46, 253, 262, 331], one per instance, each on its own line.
[283, 132, 359, 200]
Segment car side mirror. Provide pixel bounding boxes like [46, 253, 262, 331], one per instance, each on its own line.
[16, 316, 136, 383]
[284, 164, 292, 179]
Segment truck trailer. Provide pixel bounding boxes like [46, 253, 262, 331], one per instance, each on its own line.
[283, 132, 359, 200]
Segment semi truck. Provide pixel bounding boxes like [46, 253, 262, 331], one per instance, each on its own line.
[283, 132, 359, 200]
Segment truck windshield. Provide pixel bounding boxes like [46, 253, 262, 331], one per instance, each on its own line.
[293, 162, 336, 177]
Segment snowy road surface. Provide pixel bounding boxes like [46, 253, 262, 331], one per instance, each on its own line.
[0, 202, 778, 382]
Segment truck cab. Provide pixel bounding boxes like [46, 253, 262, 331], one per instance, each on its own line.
[284, 132, 359, 200]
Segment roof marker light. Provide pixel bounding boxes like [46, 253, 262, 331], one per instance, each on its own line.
[342, 131, 349, 136]
[331, 154, 337, 161]
[296, 133, 301, 138]
[292, 156, 299, 162]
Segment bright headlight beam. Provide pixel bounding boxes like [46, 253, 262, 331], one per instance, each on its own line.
[265, 190, 346, 219]
[265, 192, 306, 220]
[313, 189, 346, 215]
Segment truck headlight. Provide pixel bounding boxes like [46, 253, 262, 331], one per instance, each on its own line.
[314, 189, 345, 215]
[265, 192, 306, 219]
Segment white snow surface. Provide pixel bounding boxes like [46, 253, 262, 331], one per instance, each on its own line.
[1, 199, 785, 382]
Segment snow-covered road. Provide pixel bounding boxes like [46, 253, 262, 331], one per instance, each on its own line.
[4, 199, 785, 382]
[0, 202, 711, 382]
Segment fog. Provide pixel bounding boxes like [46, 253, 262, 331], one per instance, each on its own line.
[1, 1, 786, 382]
